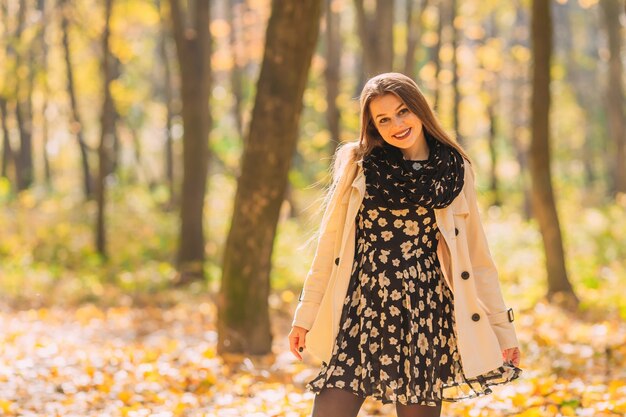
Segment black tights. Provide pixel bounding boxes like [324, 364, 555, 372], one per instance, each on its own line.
[311, 387, 442, 417]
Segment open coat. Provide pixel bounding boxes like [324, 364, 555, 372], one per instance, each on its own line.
[292, 141, 519, 379]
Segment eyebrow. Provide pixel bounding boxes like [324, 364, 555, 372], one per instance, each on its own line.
[375, 103, 404, 120]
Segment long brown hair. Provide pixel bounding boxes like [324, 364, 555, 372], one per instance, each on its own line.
[303, 73, 473, 251]
[355, 72, 472, 168]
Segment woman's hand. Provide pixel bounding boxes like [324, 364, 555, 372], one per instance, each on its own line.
[502, 347, 521, 367]
[288, 326, 309, 361]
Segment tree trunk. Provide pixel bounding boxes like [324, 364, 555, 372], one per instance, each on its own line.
[218, 0, 322, 355]
[487, 83, 500, 206]
[354, 0, 394, 77]
[404, 0, 416, 76]
[227, 0, 245, 139]
[96, 0, 115, 257]
[15, 0, 34, 191]
[600, 0, 625, 195]
[511, 68, 531, 219]
[509, 3, 531, 219]
[37, 0, 52, 186]
[325, 0, 341, 155]
[158, 0, 176, 209]
[431, 0, 443, 109]
[0, 3, 13, 184]
[404, 0, 429, 77]
[169, 0, 212, 284]
[450, 0, 461, 145]
[129, 127, 147, 184]
[484, 14, 500, 206]
[0, 99, 14, 181]
[61, 0, 93, 199]
[557, 0, 601, 189]
[530, 0, 578, 307]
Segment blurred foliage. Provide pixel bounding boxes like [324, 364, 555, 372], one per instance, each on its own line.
[0, 0, 622, 315]
[1, 170, 625, 321]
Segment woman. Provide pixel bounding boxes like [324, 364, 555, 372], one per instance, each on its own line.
[288, 73, 522, 417]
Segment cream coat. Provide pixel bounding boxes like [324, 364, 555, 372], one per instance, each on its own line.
[292, 141, 519, 379]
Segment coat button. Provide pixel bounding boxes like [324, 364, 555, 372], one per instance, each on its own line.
[455, 227, 459, 236]
[334, 257, 340, 265]
[472, 313, 480, 322]
[461, 271, 470, 280]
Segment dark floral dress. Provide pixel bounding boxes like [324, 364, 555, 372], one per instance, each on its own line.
[306, 154, 521, 406]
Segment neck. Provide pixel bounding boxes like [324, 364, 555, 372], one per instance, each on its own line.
[400, 136, 429, 160]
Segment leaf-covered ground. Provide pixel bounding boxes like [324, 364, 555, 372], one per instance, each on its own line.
[0, 296, 625, 417]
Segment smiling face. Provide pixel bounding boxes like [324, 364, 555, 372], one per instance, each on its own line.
[369, 93, 426, 156]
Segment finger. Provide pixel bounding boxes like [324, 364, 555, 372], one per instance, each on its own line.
[290, 342, 302, 361]
[291, 335, 303, 361]
[299, 333, 307, 351]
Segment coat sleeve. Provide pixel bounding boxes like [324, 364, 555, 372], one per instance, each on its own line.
[462, 161, 520, 350]
[291, 143, 354, 330]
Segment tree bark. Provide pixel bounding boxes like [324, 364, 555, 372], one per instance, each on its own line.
[431, 0, 443, 110]
[530, 0, 577, 307]
[158, 0, 176, 209]
[96, 0, 115, 257]
[0, 3, 15, 185]
[484, 14, 500, 206]
[511, 68, 531, 219]
[0, 99, 14, 181]
[60, 0, 93, 199]
[35, 0, 52, 186]
[557, 0, 601, 189]
[404, 0, 429, 77]
[450, 0, 462, 145]
[354, 0, 394, 77]
[169, 0, 212, 284]
[218, 0, 322, 355]
[487, 83, 500, 206]
[15, 0, 34, 191]
[600, 0, 626, 195]
[226, 0, 245, 139]
[508, 2, 531, 219]
[325, 0, 341, 155]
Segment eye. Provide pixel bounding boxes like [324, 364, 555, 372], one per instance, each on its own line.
[378, 117, 389, 124]
[398, 108, 409, 115]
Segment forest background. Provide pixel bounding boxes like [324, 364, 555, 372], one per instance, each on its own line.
[0, 0, 625, 416]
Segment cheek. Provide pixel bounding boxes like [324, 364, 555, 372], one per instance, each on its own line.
[379, 128, 393, 140]
[374, 124, 387, 137]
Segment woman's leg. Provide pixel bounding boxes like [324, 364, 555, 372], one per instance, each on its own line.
[395, 401, 442, 417]
[311, 387, 366, 417]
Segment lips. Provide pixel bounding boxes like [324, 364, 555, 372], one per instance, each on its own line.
[392, 127, 411, 139]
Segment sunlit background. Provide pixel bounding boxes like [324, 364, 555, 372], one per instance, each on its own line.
[0, 0, 624, 415]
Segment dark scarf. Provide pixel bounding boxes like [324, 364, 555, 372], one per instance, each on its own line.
[363, 131, 465, 209]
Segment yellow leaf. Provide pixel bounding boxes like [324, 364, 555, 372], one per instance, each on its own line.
[0, 399, 13, 414]
[511, 392, 526, 407]
[174, 402, 187, 416]
[546, 404, 559, 415]
[609, 379, 625, 395]
[518, 407, 543, 417]
[202, 347, 216, 359]
[118, 390, 133, 405]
